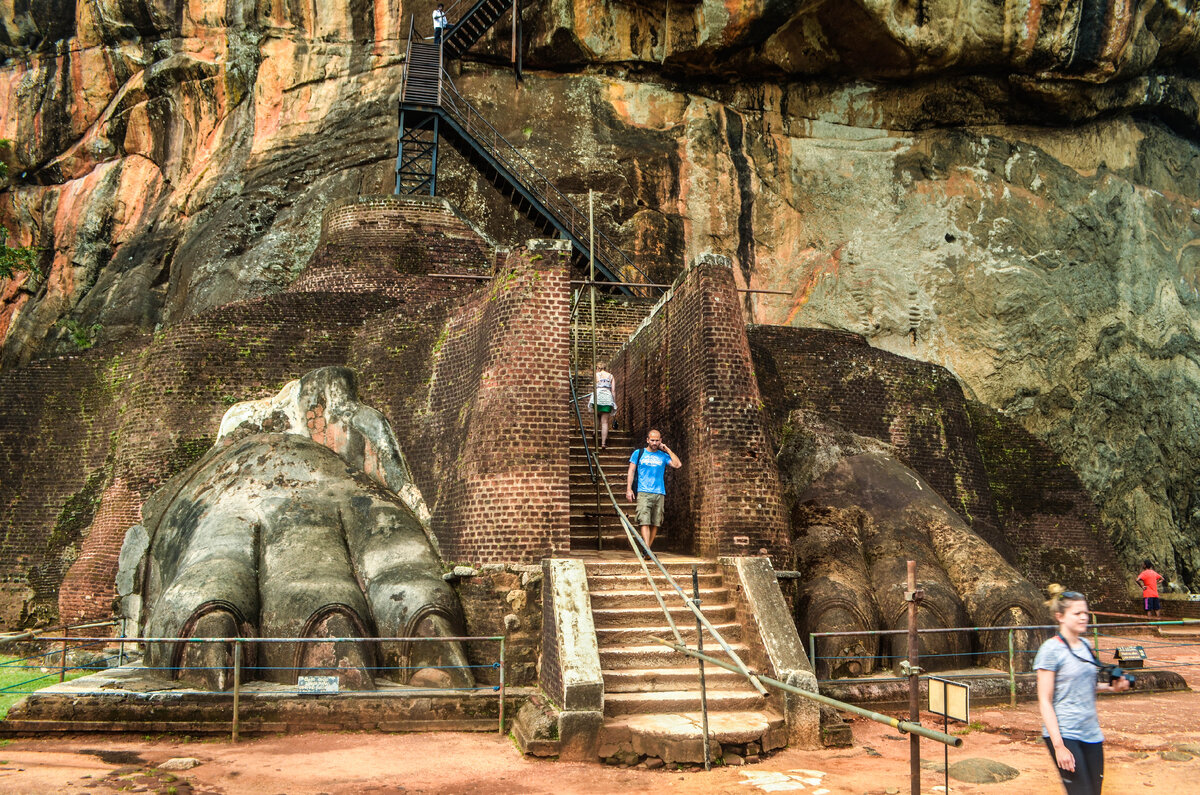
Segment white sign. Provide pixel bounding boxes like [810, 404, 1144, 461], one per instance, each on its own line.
[928, 676, 969, 723]
[297, 675, 340, 694]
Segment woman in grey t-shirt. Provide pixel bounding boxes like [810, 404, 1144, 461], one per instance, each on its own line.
[1035, 586, 1131, 794]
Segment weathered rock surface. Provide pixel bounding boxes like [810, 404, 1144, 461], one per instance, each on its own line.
[123, 368, 473, 691]
[1, 1, 1198, 587]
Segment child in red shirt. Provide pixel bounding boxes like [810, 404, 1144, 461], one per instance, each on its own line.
[1136, 560, 1164, 618]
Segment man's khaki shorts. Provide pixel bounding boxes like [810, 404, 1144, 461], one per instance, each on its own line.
[635, 492, 665, 527]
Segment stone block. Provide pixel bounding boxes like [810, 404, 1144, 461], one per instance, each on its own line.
[557, 710, 603, 762]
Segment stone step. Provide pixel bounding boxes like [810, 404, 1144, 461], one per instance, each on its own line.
[603, 689, 766, 717]
[595, 622, 742, 646]
[602, 667, 748, 693]
[592, 604, 736, 628]
[590, 588, 727, 609]
[598, 711, 787, 764]
[583, 559, 716, 577]
[599, 643, 753, 671]
[587, 573, 723, 592]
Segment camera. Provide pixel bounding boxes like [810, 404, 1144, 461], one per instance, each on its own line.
[1099, 663, 1135, 687]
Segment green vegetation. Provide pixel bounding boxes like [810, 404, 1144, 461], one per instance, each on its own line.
[59, 318, 103, 350]
[0, 655, 91, 718]
[0, 227, 40, 281]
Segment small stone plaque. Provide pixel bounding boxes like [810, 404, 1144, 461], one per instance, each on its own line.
[1115, 646, 1147, 667]
[297, 675, 340, 694]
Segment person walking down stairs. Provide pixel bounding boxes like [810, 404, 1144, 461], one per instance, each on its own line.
[432, 3, 448, 45]
[586, 365, 617, 449]
[625, 429, 681, 550]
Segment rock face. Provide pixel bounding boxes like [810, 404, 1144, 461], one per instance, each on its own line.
[1, 2, 1198, 585]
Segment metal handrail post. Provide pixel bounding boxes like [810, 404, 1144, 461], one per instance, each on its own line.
[589, 190, 601, 549]
[694, 566, 711, 770]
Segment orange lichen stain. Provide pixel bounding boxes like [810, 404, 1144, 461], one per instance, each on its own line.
[603, 83, 685, 131]
[1020, 0, 1044, 59]
[363, 439, 384, 486]
[783, 247, 842, 326]
[0, 292, 29, 343]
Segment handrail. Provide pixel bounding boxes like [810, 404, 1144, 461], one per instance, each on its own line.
[568, 362, 597, 485]
[584, 439, 767, 695]
[436, 71, 655, 294]
[401, 16, 416, 100]
[653, 639, 963, 748]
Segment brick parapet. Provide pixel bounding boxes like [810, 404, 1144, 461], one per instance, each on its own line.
[418, 242, 573, 564]
[609, 254, 790, 564]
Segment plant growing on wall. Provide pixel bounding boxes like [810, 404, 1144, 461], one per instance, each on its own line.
[0, 227, 40, 281]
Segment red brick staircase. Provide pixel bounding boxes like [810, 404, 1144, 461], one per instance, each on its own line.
[584, 556, 787, 764]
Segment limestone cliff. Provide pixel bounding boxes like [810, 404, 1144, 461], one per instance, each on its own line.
[1, 1, 1198, 586]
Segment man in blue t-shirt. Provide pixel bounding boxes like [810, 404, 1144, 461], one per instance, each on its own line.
[625, 428, 682, 550]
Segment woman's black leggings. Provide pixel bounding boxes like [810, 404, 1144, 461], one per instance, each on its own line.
[1044, 737, 1105, 794]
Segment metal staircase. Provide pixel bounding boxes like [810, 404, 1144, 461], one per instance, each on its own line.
[394, 17, 653, 295]
[442, 0, 516, 60]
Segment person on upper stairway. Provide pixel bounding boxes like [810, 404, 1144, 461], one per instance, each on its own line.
[586, 365, 617, 449]
[433, 3, 448, 46]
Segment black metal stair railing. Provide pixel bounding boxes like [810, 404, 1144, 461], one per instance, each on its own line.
[436, 72, 654, 294]
[442, 0, 515, 59]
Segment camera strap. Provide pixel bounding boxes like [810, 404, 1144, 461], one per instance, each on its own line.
[1056, 633, 1101, 669]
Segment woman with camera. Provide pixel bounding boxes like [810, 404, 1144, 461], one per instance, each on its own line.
[1035, 585, 1131, 794]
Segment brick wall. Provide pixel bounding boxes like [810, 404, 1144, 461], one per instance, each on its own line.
[0, 197, 574, 626]
[418, 242, 573, 564]
[609, 254, 790, 564]
[967, 401, 1128, 609]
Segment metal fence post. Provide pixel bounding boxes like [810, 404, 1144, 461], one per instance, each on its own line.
[118, 618, 126, 667]
[232, 640, 242, 743]
[498, 636, 506, 735]
[1008, 628, 1016, 707]
[59, 625, 69, 683]
[810, 633, 817, 679]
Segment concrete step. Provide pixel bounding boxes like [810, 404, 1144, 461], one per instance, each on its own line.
[602, 667, 748, 693]
[603, 689, 766, 717]
[598, 711, 787, 764]
[599, 643, 753, 671]
[595, 622, 742, 646]
[590, 588, 727, 609]
[592, 604, 736, 628]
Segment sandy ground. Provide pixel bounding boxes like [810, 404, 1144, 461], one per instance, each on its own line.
[2, 628, 1199, 794]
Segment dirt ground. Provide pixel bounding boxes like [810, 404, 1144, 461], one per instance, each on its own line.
[3, 628, 1199, 795]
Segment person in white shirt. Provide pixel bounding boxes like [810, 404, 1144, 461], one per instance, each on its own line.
[432, 4, 448, 46]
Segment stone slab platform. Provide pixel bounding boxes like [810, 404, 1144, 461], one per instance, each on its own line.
[821, 667, 1188, 711]
[1, 664, 533, 736]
